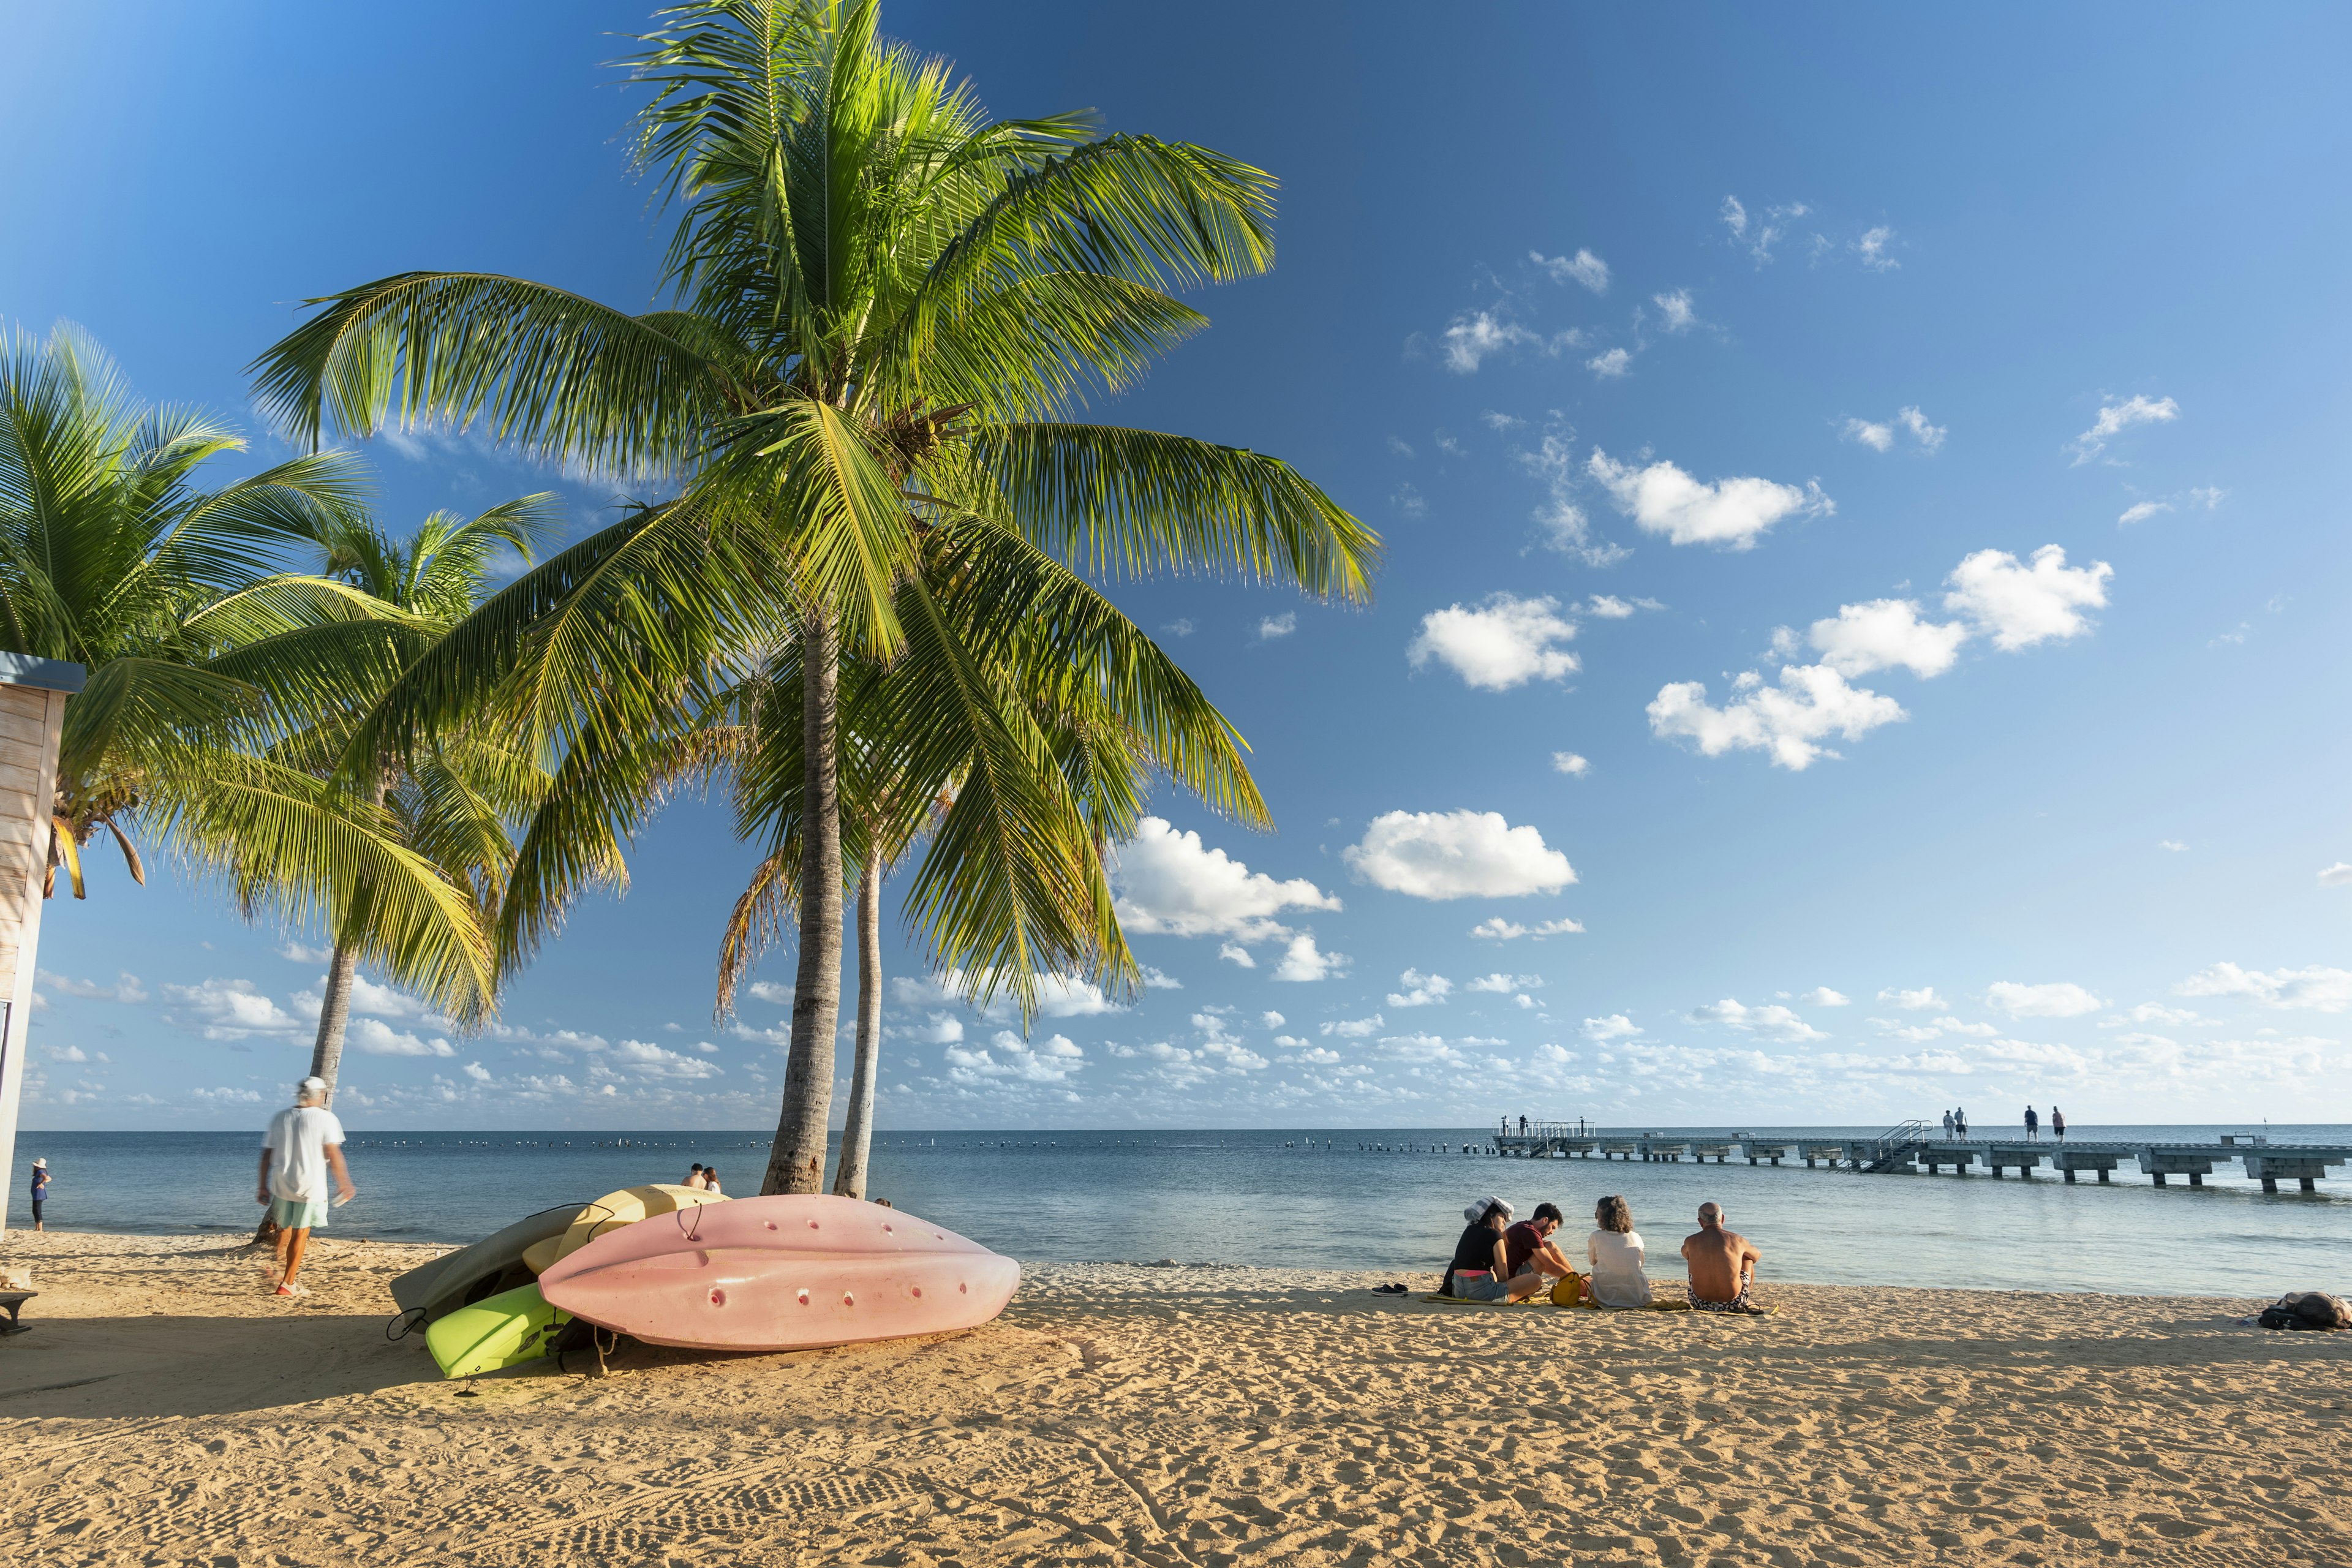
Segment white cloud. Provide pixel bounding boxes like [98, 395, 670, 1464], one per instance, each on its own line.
[350, 1017, 457, 1058]
[1385, 969, 1453, 1008]
[1466, 973, 1540, 993]
[278, 942, 331, 963]
[888, 968, 1123, 1019]
[1801, 987, 1852, 1007]
[1651, 290, 1698, 332]
[1944, 545, 2113, 650]
[162, 978, 301, 1041]
[1842, 418, 1894, 452]
[745, 981, 794, 1005]
[1721, 195, 1809, 263]
[1588, 449, 1831, 550]
[2158, 839, 2187, 853]
[1986, 981, 2106, 1018]
[1551, 752, 1591, 778]
[2117, 501, 2169, 526]
[1469, 916, 1585, 940]
[1581, 595, 1636, 619]
[1583, 1014, 1642, 1042]
[1345, 810, 1577, 900]
[1270, 934, 1348, 983]
[1139, 966, 1182, 990]
[2177, 962, 2352, 1013]
[910, 1013, 963, 1045]
[1806, 598, 1969, 679]
[1112, 817, 1340, 942]
[1163, 617, 1196, 638]
[1439, 312, 1576, 374]
[1854, 225, 1898, 271]
[462, 1061, 494, 1083]
[1691, 998, 1827, 1042]
[1322, 1014, 1384, 1038]
[1256, 612, 1297, 642]
[51, 1044, 89, 1063]
[1648, 664, 1905, 771]
[1516, 428, 1627, 567]
[944, 1032, 1086, 1085]
[1586, 347, 1633, 379]
[36, 970, 148, 1005]
[1879, 988, 1945, 1011]
[1218, 943, 1256, 968]
[1408, 594, 1580, 690]
[2320, 864, 2352, 888]
[2070, 394, 2179, 464]
[1844, 407, 1943, 453]
[1533, 248, 1610, 293]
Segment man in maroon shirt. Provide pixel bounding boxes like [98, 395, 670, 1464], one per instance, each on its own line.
[1504, 1203, 1577, 1284]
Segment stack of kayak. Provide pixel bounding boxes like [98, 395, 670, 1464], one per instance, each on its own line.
[389, 1188, 1020, 1379]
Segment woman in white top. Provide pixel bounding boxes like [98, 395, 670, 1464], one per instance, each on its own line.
[1585, 1194, 1652, 1308]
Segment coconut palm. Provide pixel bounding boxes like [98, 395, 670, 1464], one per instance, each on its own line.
[257, 497, 560, 1099]
[0, 323, 498, 1019]
[249, 0, 1380, 1193]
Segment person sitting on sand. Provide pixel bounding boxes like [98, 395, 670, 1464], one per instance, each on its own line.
[703, 1167, 723, 1195]
[1681, 1202, 1763, 1313]
[1586, 1195, 1652, 1308]
[685, 1163, 708, 1189]
[1505, 1202, 1577, 1284]
[1444, 1197, 1548, 1302]
[256, 1077, 356, 1297]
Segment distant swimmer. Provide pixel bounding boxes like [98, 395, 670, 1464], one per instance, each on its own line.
[1682, 1202, 1763, 1313]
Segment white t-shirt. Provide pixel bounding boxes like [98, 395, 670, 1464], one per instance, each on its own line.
[263, 1105, 347, 1202]
[1586, 1229, 1653, 1308]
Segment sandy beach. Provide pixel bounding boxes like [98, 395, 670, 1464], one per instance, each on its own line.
[1, 1230, 2346, 1567]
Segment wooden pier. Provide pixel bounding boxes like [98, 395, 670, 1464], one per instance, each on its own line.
[1486, 1119, 2352, 1193]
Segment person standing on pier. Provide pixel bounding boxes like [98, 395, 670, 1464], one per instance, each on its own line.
[2051, 1107, 2067, 1141]
[2024, 1106, 2040, 1141]
[1955, 1106, 1969, 1138]
[1942, 1109, 1955, 1141]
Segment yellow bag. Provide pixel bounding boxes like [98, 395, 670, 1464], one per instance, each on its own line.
[1550, 1272, 1588, 1308]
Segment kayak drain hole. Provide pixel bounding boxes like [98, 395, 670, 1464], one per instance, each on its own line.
[911, 1286, 922, 1298]
[796, 1289, 810, 1306]
[763, 1221, 778, 1232]
[959, 1282, 967, 1294]
[807, 1219, 820, 1229]
[842, 1292, 856, 1307]
[708, 1288, 726, 1307]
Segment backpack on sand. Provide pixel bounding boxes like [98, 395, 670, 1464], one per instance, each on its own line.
[2256, 1291, 2349, 1331]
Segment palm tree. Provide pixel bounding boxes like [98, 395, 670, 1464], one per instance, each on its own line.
[260, 497, 559, 1101]
[0, 323, 498, 1020]
[250, 0, 1380, 1193]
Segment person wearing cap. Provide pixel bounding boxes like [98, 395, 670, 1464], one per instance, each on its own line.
[1443, 1197, 1549, 1302]
[256, 1077, 356, 1297]
[27, 1158, 51, 1232]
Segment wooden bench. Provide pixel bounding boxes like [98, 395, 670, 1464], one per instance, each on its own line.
[0, 1291, 34, 1334]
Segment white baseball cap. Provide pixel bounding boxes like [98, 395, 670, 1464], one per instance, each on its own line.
[298, 1076, 328, 1098]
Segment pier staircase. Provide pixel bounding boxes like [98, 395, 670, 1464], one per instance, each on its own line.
[1859, 1120, 1931, 1173]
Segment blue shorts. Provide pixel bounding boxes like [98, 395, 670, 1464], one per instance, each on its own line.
[270, 1196, 330, 1232]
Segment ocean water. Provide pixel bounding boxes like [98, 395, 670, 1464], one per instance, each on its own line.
[8, 1123, 2349, 1298]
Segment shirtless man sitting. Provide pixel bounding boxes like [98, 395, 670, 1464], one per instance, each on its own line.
[1679, 1202, 1762, 1313]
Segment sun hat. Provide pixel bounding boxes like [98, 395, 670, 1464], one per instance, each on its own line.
[30, 1158, 45, 1169]
[1464, 1196, 1513, 1224]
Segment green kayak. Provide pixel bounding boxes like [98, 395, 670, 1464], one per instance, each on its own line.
[424, 1281, 571, 1379]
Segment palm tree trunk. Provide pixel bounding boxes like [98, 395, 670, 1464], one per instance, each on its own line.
[307, 943, 360, 1106]
[832, 842, 884, 1199]
[764, 609, 844, 1195]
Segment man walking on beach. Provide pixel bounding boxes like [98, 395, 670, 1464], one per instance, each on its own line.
[257, 1077, 355, 1297]
[1681, 1202, 1762, 1312]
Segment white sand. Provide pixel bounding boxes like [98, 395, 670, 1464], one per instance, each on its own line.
[1, 1230, 2348, 1565]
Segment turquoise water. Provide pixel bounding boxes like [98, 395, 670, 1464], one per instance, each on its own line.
[9, 1123, 2348, 1297]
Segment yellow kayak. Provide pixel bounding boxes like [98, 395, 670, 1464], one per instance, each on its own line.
[518, 1184, 727, 1276]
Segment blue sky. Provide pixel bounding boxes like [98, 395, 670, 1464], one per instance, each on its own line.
[10, 2, 2351, 1129]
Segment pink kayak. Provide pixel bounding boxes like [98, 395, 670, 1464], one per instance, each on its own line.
[536, 1194, 1020, 1352]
